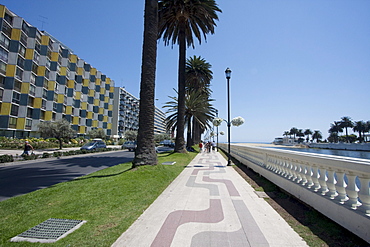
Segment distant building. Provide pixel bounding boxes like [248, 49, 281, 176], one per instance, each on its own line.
[112, 87, 167, 138]
[0, 5, 114, 138]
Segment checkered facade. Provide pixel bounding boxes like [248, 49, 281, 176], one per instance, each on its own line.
[0, 5, 114, 138]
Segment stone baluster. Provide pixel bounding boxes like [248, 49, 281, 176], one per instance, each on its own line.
[335, 170, 348, 203]
[345, 173, 360, 209]
[311, 165, 321, 192]
[299, 163, 308, 186]
[318, 167, 329, 195]
[358, 176, 370, 214]
[292, 161, 300, 182]
[305, 164, 314, 189]
[326, 169, 338, 199]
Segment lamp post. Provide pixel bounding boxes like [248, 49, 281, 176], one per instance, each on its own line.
[225, 68, 232, 166]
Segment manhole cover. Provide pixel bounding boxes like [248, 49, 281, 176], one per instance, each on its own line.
[11, 218, 86, 243]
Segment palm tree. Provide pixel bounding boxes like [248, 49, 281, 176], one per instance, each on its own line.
[289, 127, 298, 141]
[328, 121, 343, 143]
[186, 55, 213, 144]
[304, 129, 313, 143]
[132, 0, 158, 167]
[353, 121, 366, 143]
[312, 130, 323, 143]
[164, 90, 216, 148]
[296, 129, 305, 143]
[283, 131, 290, 138]
[158, 0, 221, 153]
[340, 116, 353, 143]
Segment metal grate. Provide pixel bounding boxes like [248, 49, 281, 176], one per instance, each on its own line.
[12, 218, 86, 243]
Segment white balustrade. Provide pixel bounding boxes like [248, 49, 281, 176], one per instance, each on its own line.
[219, 143, 370, 243]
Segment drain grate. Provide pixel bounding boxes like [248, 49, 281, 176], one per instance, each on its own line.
[11, 218, 86, 243]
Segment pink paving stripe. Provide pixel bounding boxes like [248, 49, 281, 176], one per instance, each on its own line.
[203, 176, 240, 197]
[192, 165, 214, 175]
[150, 199, 224, 247]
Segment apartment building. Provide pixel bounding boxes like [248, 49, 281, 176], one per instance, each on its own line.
[112, 87, 167, 137]
[0, 5, 114, 138]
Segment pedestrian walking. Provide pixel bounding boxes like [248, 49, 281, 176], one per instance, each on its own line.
[199, 142, 203, 152]
[22, 141, 34, 156]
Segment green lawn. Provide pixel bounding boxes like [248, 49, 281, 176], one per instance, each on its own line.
[0, 151, 197, 247]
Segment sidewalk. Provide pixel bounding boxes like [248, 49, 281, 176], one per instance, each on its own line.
[112, 151, 308, 247]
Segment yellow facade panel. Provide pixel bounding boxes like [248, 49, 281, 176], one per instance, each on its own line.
[59, 67, 67, 76]
[106, 78, 111, 84]
[57, 94, 64, 103]
[107, 123, 112, 129]
[6, 64, 15, 77]
[72, 116, 79, 125]
[108, 104, 113, 111]
[92, 120, 98, 127]
[44, 111, 52, 121]
[21, 83, 30, 94]
[0, 5, 5, 18]
[110, 86, 114, 93]
[99, 108, 104, 114]
[67, 80, 74, 88]
[87, 112, 93, 119]
[48, 81, 56, 91]
[51, 52, 59, 62]
[83, 79, 89, 87]
[90, 68, 96, 75]
[81, 102, 87, 110]
[79, 125, 86, 134]
[69, 54, 77, 63]
[94, 99, 99, 106]
[37, 66, 46, 76]
[66, 106, 72, 115]
[77, 67, 83, 75]
[103, 116, 108, 122]
[11, 29, 21, 41]
[25, 49, 34, 60]
[16, 118, 25, 129]
[75, 91, 81, 100]
[88, 89, 94, 97]
[104, 96, 109, 103]
[95, 78, 101, 85]
[41, 35, 50, 45]
[0, 102, 11, 115]
[100, 88, 105, 95]
[34, 98, 42, 108]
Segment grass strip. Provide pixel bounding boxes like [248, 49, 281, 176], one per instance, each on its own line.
[0, 151, 197, 246]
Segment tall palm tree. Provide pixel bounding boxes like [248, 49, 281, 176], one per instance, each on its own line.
[353, 121, 366, 143]
[164, 90, 216, 148]
[289, 127, 298, 141]
[328, 121, 343, 143]
[158, 0, 221, 153]
[132, 0, 158, 167]
[186, 55, 213, 144]
[304, 129, 313, 142]
[312, 130, 323, 143]
[296, 129, 305, 143]
[340, 116, 353, 143]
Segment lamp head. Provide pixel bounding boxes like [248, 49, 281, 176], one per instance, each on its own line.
[225, 67, 232, 79]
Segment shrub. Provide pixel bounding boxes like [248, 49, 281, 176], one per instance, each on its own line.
[42, 152, 51, 158]
[53, 151, 62, 157]
[0, 154, 14, 163]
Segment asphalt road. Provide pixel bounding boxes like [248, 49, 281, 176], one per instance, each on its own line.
[0, 150, 134, 202]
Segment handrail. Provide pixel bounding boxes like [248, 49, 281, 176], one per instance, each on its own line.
[219, 143, 370, 243]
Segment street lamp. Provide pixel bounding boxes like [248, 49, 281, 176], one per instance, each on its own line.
[212, 68, 244, 166]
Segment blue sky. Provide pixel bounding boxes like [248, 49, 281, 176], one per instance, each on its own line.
[3, 0, 370, 142]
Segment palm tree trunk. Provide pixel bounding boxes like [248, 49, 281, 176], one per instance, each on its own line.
[132, 0, 158, 167]
[186, 117, 192, 148]
[174, 25, 186, 153]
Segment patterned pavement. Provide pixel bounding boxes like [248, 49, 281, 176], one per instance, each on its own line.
[112, 151, 308, 247]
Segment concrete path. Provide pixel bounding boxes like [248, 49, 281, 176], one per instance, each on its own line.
[112, 151, 308, 247]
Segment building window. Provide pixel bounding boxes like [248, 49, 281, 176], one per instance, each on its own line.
[53, 102, 57, 111]
[0, 61, 6, 75]
[0, 33, 10, 49]
[41, 99, 46, 109]
[11, 104, 19, 116]
[28, 96, 34, 107]
[32, 63, 38, 74]
[42, 88, 47, 99]
[30, 73, 36, 84]
[15, 67, 23, 80]
[18, 45, 26, 57]
[9, 117, 17, 129]
[0, 46, 8, 62]
[14, 80, 22, 92]
[0, 76, 4, 87]
[45, 69, 50, 79]
[2, 21, 12, 38]
[27, 107, 33, 118]
[33, 52, 40, 64]
[43, 79, 48, 89]
[20, 32, 27, 46]
[12, 92, 20, 104]
[29, 84, 36, 96]
[17, 56, 25, 69]
[40, 110, 45, 120]
[4, 12, 13, 25]
[0, 88, 3, 100]
[25, 119, 32, 130]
